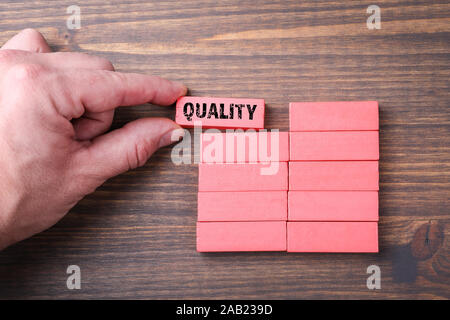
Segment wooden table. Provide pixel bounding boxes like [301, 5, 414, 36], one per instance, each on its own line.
[0, 0, 448, 299]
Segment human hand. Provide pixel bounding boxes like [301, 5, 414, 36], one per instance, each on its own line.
[0, 29, 186, 249]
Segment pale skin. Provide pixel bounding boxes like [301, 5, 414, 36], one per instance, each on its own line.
[0, 29, 186, 250]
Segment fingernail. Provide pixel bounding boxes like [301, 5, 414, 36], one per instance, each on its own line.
[175, 82, 188, 96]
[159, 128, 185, 148]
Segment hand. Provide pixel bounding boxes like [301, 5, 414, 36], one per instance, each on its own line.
[0, 29, 186, 249]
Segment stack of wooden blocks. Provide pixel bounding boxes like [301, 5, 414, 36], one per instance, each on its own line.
[176, 98, 379, 252]
[287, 101, 379, 252]
[197, 131, 290, 252]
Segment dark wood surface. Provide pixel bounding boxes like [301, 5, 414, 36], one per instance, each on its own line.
[0, 0, 449, 299]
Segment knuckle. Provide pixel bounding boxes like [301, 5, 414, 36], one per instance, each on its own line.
[98, 58, 114, 71]
[109, 72, 126, 104]
[88, 71, 105, 87]
[19, 29, 48, 53]
[110, 70, 125, 85]
[72, 52, 115, 71]
[19, 28, 42, 40]
[8, 63, 47, 82]
[128, 138, 152, 169]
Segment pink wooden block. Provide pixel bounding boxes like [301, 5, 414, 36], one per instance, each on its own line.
[197, 221, 287, 252]
[199, 162, 288, 191]
[198, 191, 287, 221]
[289, 101, 378, 131]
[288, 191, 379, 221]
[176, 96, 265, 129]
[200, 131, 289, 163]
[289, 131, 379, 161]
[287, 222, 378, 252]
[289, 161, 379, 191]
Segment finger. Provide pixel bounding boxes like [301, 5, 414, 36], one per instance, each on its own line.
[72, 110, 115, 140]
[35, 52, 114, 71]
[59, 69, 187, 117]
[0, 29, 113, 71]
[0, 49, 114, 72]
[1, 28, 52, 53]
[75, 118, 184, 181]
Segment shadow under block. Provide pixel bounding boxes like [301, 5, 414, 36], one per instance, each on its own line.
[197, 221, 287, 252]
[289, 131, 379, 161]
[198, 191, 287, 221]
[289, 101, 378, 131]
[288, 191, 378, 221]
[199, 162, 288, 191]
[176, 96, 265, 129]
[200, 131, 289, 163]
[289, 161, 379, 191]
[287, 222, 378, 252]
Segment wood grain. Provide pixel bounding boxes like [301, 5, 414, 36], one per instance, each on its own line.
[0, 0, 449, 299]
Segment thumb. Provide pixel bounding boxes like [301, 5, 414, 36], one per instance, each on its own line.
[77, 118, 184, 182]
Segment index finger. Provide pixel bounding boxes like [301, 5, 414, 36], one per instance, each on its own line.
[60, 69, 187, 117]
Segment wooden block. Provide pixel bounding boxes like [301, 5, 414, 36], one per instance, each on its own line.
[198, 191, 287, 221]
[176, 96, 264, 129]
[201, 131, 289, 163]
[288, 191, 378, 221]
[287, 222, 378, 252]
[289, 101, 378, 131]
[290, 131, 379, 161]
[289, 161, 379, 191]
[197, 221, 287, 252]
[199, 162, 288, 191]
